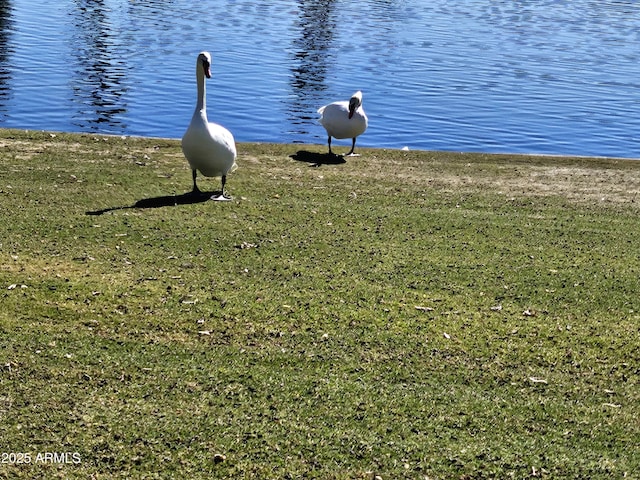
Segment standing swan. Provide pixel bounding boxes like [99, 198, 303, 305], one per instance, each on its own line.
[318, 91, 368, 156]
[182, 51, 237, 201]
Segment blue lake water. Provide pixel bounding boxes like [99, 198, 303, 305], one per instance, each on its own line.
[0, 0, 639, 158]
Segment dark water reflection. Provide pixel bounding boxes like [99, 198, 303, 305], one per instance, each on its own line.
[288, 0, 336, 136]
[0, 1, 13, 121]
[70, 0, 130, 131]
[1, 0, 639, 158]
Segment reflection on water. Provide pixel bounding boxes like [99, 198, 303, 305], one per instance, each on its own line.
[69, 0, 129, 131]
[0, 0, 639, 158]
[0, 1, 13, 121]
[288, 0, 336, 137]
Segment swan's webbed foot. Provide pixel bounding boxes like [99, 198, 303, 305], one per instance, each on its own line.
[345, 138, 360, 156]
[210, 175, 231, 201]
[211, 193, 232, 201]
[191, 170, 206, 196]
[192, 185, 211, 199]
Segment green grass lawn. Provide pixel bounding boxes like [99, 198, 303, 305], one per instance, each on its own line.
[0, 129, 638, 479]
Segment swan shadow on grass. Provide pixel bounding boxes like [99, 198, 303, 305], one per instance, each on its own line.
[290, 150, 347, 167]
[86, 190, 222, 216]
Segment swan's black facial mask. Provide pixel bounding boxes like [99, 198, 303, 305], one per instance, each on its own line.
[201, 57, 212, 78]
[348, 99, 358, 119]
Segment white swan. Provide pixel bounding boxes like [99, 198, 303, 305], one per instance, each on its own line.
[318, 91, 368, 156]
[182, 51, 237, 200]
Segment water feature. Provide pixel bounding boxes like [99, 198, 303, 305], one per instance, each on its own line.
[0, 0, 639, 158]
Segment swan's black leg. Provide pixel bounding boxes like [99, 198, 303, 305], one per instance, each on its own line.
[327, 136, 333, 155]
[346, 138, 356, 156]
[192, 169, 200, 194]
[221, 175, 227, 198]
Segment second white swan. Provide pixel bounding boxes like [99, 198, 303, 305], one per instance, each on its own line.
[318, 91, 368, 156]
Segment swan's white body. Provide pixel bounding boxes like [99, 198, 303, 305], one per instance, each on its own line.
[318, 91, 368, 155]
[182, 51, 237, 199]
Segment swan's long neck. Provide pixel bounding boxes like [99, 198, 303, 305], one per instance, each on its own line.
[194, 64, 207, 120]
